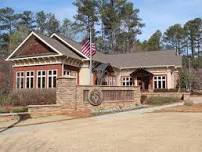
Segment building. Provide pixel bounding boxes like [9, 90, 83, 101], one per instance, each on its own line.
[6, 32, 182, 91]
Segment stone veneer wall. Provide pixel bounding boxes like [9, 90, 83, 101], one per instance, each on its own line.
[56, 77, 141, 111]
[56, 77, 77, 105]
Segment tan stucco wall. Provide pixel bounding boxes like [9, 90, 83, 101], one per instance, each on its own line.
[79, 61, 180, 89]
[115, 67, 180, 89]
[79, 62, 90, 85]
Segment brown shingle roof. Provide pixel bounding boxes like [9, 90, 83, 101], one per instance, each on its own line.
[35, 33, 83, 60]
[93, 50, 182, 68]
[51, 34, 182, 69]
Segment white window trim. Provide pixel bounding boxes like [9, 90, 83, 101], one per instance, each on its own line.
[25, 71, 34, 89]
[37, 70, 47, 89]
[121, 76, 133, 86]
[153, 75, 167, 89]
[63, 69, 71, 76]
[47, 69, 57, 88]
[16, 71, 25, 89]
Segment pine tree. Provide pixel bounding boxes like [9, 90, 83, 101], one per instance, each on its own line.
[73, 0, 98, 41]
[163, 24, 185, 55]
[36, 11, 47, 34]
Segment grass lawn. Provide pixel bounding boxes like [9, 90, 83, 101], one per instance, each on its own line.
[155, 104, 202, 112]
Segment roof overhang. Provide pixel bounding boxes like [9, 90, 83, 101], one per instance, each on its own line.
[120, 65, 182, 70]
[50, 33, 89, 60]
[6, 32, 63, 61]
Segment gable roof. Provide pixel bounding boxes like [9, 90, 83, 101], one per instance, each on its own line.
[6, 32, 84, 61]
[50, 33, 89, 59]
[93, 50, 182, 69]
[6, 31, 182, 69]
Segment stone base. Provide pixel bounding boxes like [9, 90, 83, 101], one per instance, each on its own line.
[28, 104, 91, 118]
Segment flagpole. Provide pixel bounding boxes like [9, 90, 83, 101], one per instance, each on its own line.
[89, 27, 92, 85]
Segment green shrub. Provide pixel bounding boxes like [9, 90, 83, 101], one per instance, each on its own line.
[9, 89, 56, 106]
[154, 89, 179, 92]
[11, 107, 28, 113]
[146, 97, 180, 105]
[191, 90, 202, 96]
[140, 95, 147, 104]
[0, 95, 11, 106]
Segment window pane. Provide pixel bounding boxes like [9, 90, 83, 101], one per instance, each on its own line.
[17, 78, 20, 89]
[154, 81, 157, 89]
[31, 78, 34, 88]
[162, 81, 166, 88]
[26, 78, 29, 88]
[158, 80, 161, 89]
[21, 78, 24, 88]
[42, 71, 45, 75]
[53, 76, 56, 88]
[38, 77, 41, 88]
[42, 77, 46, 88]
[49, 71, 52, 75]
[48, 77, 52, 88]
[53, 70, 57, 75]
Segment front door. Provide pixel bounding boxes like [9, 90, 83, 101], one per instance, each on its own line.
[137, 76, 149, 91]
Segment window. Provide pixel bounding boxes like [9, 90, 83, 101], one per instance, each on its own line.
[64, 69, 71, 76]
[48, 70, 57, 88]
[121, 76, 133, 86]
[37, 70, 46, 88]
[105, 76, 116, 86]
[25, 71, 34, 89]
[153, 76, 166, 89]
[16, 72, 24, 89]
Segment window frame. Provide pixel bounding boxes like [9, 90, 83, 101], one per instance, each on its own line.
[37, 70, 47, 89]
[16, 71, 25, 89]
[153, 75, 167, 89]
[25, 71, 34, 89]
[47, 69, 57, 88]
[121, 76, 133, 86]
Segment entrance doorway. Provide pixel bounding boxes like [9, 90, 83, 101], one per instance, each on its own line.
[130, 68, 153, 91]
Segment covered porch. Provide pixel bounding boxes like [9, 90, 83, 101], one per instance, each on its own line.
[130, 68, 154, 91]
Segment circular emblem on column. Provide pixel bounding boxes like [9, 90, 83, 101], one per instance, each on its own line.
[88, 88, 103, 106]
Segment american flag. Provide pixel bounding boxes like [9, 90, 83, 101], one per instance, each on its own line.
[81, 39, 96, 57]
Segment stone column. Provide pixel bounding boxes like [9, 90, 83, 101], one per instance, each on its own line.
[56, 77, 77, 105]
[134, 86, 141, 104]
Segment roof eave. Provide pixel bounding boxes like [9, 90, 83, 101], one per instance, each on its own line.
[120, 64, 182, 70]
[50, 33, 89, 60]
[6, 32, 63, 61]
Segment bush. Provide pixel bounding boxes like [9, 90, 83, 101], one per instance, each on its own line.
[191, 90, 202, 96]
[9, 89, 56, 106]
[154, 89, 179, 92]
[11, 107, 28, 113]
[0, 95, 11, 106]
[140, 95, 147, 104]
[146, 97, 180, 105]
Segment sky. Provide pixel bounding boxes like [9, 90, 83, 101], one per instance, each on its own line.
[1, 0, 202, 41]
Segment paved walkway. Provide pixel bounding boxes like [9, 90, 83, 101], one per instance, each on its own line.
[0, 102, 183, 130]
[0, 110, 202, 152]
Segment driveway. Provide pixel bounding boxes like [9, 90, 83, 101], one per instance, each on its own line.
[0, 111, 202, 152]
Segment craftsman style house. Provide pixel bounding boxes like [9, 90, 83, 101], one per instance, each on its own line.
[6, 32, 182, 91]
